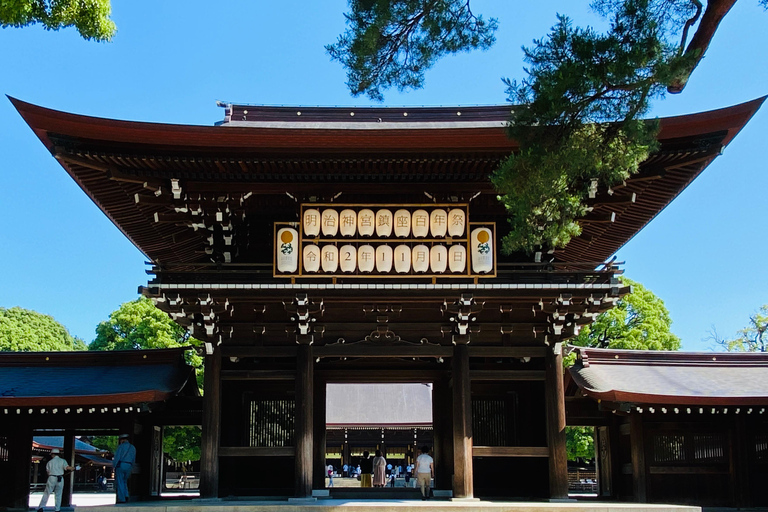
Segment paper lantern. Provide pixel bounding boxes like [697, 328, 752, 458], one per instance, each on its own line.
[339, 209, 357, 237]
[430, 209, 448, 237]
[412, 244, 430, 273]
[394, 209, 411, 237]
[357, 245, 375, 273]
[303, 209, 321, 237]
[375, 209, 393, 237]
[303, 244, 320, 273]
[449, 245, 467, 273]
[411, 209, 429, 238]
[321, 209, 339, 236]
[375, 245, 393, 273]
[357, 209, 375, 237]
[448, 208, 466, 237]
[393, 245, 411, 273]
[430, 245, 448, 273]
[471, 227, 493, 273]
[339, 244, 357, 272]
[276, 228, 299, 273]
[321, 245, 339, 273]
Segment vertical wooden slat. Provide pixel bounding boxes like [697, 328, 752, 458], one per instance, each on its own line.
[200, 350, 222, 498]
[62, 431, 75, 507]
[630, 413, 647, 502]
[545, 344, 568, 499]
[452, 343, 473, 498]
[313, 374, 327, 490]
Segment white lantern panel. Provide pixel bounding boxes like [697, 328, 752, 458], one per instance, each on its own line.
[394, 209, 411, 237]
[339, 209, 357, 237]
[449, 245, 467, 273]
[357, 245, 375, 273]
[276, 228, 299, 273]
[303, 209, 321, 237]
[411, 209, 429, 238]
[412, 244, 430, 273]
[430, 209, 448, 238]
[303, 244, 321, 272]
[448, 208, 466, 237]
[339, 244, 357, 272]
[471, 227, 494, 273]
[321, 245, 339, 273]
[430, 245, 448, 273]
[375, 209, 393, 237]
[375, 245, 393, 273]
[357, 209, 375, 237]
[393, 245, 412, 273]
[321, 209, 339, 236]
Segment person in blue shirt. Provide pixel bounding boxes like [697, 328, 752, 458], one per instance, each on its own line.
[113, 434, 136, 503]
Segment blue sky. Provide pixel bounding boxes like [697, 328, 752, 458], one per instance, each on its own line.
[1, 1, 766, 350]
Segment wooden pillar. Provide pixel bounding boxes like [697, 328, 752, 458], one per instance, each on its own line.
[2, 419, 32, 509]
[452, 343, 473, 498]
[295, 342, 314, 497]
[629, 413, 647, 502]
[200, 350, 222, 498]
[544, 343, 568, 499]
[732, 415, 751, 507]
[61, 431, 75, 507]
[432, 376, 453, 492]
[312, 373, 326, 490]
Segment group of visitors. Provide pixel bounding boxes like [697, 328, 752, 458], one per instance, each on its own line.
[348, 445, 434, 499]
[36, 433, 135, 511]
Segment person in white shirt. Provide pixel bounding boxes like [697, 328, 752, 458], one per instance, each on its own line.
[37, 449, 74, 512]
[414, 445, 434, 500]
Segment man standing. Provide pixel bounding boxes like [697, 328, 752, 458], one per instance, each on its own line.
[37, 448, 74, 512]
[113, 434, 136, 503]
[414, 445, 434, 500]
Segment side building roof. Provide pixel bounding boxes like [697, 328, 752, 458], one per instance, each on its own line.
[568, 347, 768, 407]
[0, 348, 198, 407]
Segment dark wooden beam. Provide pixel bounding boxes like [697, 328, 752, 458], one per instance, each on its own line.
[630, 414, 647, 502]
[199, 351, 221, 498]
[220, 346, 298, 358]
[470, 370, 545, 381]
[315, 344, 453, 359]
[294, 343, 313, 498]
[472, 446, 549, 457]
[467, 346, 546, 358]
[452, 343, 473, 499]
[221, 370, 296, 381]
[219, 447, 295, 457]
[545, 345, 568, 499]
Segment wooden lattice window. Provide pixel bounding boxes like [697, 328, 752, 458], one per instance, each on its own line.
[248, 399, 295, 447]
[755, 433, 768, 462]
[472, 397, 515, 446]
[651, 434, 686, 463]
[693, 433, 725, 462]
[0, 437, 7, 462]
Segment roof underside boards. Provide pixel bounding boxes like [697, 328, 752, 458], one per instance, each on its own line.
[325, 383, 433, 426]
[0, 348, 197, 406]
[10, 97, 765, 265]
[568, 347, 768, 406]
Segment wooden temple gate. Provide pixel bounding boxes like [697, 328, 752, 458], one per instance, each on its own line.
[10, 96, 763, 501]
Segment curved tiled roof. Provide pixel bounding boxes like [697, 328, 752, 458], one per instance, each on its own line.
[568, 347, 768, 406]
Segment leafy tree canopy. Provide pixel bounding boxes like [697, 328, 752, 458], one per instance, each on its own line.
[327, 0, 498, 101]
[712, 304, 768, 352]
[163, 426, 201, 469]
[572, 277, 681, 351]
[566, 426, 595, 461]
[0, 0, 116, 41]
[331, 0, 762, 254]
[0, 306, 85, 351]
[89, 297, 203, 389]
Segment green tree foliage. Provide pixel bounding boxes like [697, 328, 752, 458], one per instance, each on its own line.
[713, 304, 768, 352]
[327, 0, 498, 101]
[0, 0, 116, 41]
[89, 435, 117, 454]
[566, 426, 595, 461]
[163, 426, 201, 470]
[89, 297, 204, 390]
[330, 0, 761, 254]
[572, 277, 681, 350]
[0, 306, 85, 351]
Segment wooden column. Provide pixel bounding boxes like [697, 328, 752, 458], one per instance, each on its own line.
[312, 373, 326, 490]
[544, 343, 568, 499]
[61, 431, 75, 507]
[295, 342, 314, 497]
[200, 350, 222, 498]
[432, 376, 453, 492]
[732, 415, 751, 507]
[629, 413, 647, 502]
[3, 420, 32, 509]
[452, 343, 473, 498]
